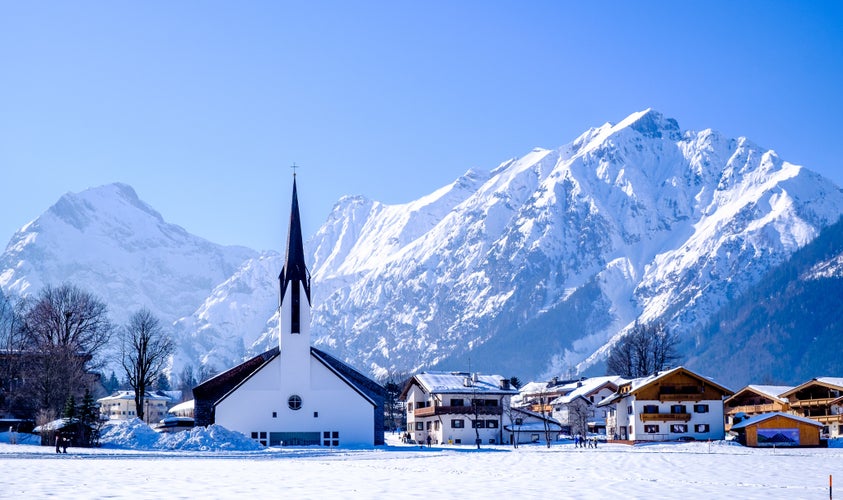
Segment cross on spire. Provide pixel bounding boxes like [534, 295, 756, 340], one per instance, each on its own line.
[291, 162, 300, 177]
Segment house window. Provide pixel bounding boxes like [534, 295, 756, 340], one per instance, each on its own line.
[515, 418, 523, 425]
[643, 405, 659, 414]
[670, 424, 688, 433]
[627, 406, 633, 415]
[415, 422, 424, 431]
[322, 431, 339, 447]
[695, 424, 710, 433]
[434, 421, 440, 431]
[426, 421, 432, 430]
[486, 420, 498, 428]
[694, 404, 709, 413]
[472, 420, 486, 429]
[644, 425, 660, 433]
[272, 412, 277, 418]
[450, 398, 464, 406]
[670, 405, 686, 414]
[288, 395, 302, 411]
[452, 419, 465, 429]
[408, 402, 414, 411]
[313, 412, 319, 418]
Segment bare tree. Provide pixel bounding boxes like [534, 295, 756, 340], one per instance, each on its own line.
[606, 321, 680, 379]
[18, 284, 113, 414]
[120, 308, 174, 423]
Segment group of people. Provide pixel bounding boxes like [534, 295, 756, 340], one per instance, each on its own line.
[54, 433, 70, 454]
[573, 434, 598, 448]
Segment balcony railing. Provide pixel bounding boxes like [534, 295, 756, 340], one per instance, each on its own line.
[805, 414, 843, 424]
[414, 405, 503, 418]
[640, 412, 691, 422]
[725, 404, 780, 414]
[789, 398, 834, 408]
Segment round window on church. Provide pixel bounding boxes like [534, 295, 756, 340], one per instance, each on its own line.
[288, 395, 302, 411]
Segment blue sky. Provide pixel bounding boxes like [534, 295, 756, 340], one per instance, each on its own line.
[1, 1, 842, 251]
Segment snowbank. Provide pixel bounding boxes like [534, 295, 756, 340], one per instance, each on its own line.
[99, 419, 261, 451]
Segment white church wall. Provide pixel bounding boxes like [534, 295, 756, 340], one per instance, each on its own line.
[215, 354, 375, 447]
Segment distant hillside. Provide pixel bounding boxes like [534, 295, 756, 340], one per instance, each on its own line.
[686, 216, 843, 388]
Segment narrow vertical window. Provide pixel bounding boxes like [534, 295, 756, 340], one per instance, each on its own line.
[291, 283, 300, 334]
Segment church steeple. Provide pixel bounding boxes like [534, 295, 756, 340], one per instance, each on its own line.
[279, 175, 311, 334]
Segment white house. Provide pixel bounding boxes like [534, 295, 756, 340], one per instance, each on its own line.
[598, 366, 733, 442]
[192, 177, 385, 447]
[550, 376, 621, 436]
[400, 372, 518, 446]
[504, 407, 564, 445]
[97, 390, 181, 424]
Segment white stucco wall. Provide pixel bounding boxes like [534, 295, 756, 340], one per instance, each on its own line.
[617, 398, 726, 442]
[215, 354, 375, 447]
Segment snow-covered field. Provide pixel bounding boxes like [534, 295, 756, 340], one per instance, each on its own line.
[1, 425, 842, 499]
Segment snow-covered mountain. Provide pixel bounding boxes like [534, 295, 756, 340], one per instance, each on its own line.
[301, 109, 843, 380]
[0, 183, 257, 328]
[2, 109, 842, 384]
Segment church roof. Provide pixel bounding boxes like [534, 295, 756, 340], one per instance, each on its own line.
[279, 176, 311, 304]
[192, 346, 385, 426]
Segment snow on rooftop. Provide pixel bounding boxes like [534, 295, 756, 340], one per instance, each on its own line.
[414, 371, 516, 394]
[731, 412, 823, 430]
[745, 385, 794, 400]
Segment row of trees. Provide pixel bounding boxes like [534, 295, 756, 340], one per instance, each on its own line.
[0, 283, 175, 429]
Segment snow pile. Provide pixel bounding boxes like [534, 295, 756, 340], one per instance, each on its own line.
[100, 418, 161, 449]
[100, 419, 260, 451]
[157, 424, 262, 451]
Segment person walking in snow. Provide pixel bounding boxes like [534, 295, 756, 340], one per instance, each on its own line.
[55, 433, 61, 454]
[426, 435, 432, 448]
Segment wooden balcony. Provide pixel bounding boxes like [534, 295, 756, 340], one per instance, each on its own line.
[806, 414, 843, 424]
[414, 405, 502, 418]
[658, 394, 703, 402]
[530, 404, 554, 414]
[789, 398, 834, 408]
[640, 412, 691, 422]
[725, 403, 781, 415]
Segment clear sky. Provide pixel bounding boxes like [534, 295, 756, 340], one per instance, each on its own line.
[1, 1, 841, 251]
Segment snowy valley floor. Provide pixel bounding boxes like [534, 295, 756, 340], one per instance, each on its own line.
[2, 433, 842, 499]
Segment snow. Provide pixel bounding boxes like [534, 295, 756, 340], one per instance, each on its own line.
[1, 428, 842, 498]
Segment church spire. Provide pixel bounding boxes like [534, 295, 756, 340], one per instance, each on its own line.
[279, 174, 311, 333]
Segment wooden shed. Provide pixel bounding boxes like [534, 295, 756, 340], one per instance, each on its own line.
[730, 412, 823, 447]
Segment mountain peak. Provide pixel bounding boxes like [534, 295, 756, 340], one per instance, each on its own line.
[614, 108, 681, 140]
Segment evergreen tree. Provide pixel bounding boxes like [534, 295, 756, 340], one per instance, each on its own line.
[77, 388, 99, 447]
[62, 395, 77, 419]
[103, 371, 120, 394]
[155, 372, 172, 391]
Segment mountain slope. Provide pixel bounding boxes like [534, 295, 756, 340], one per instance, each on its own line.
[303, 109, 843, 380]
[686, 216, 843, 387]
[3, 110, 842, 385]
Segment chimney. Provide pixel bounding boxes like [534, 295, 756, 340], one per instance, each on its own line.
[500, 379, 511, 390]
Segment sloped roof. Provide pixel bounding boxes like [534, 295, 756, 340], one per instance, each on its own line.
[780, 377, 843, 398]
[194, 346, 383, 410]
[504, 407, 563, 432]
[550, 376, 622, 405]
[726, 385, 793, 405]
[597, 366, 732, 406]
[731, 412, 823, 430]
[400, 372, 517, 399]
[97, 390, 178, 403]
[747, 385, 793, 400]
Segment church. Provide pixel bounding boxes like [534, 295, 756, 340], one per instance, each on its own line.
[192, 177, 385, 447]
